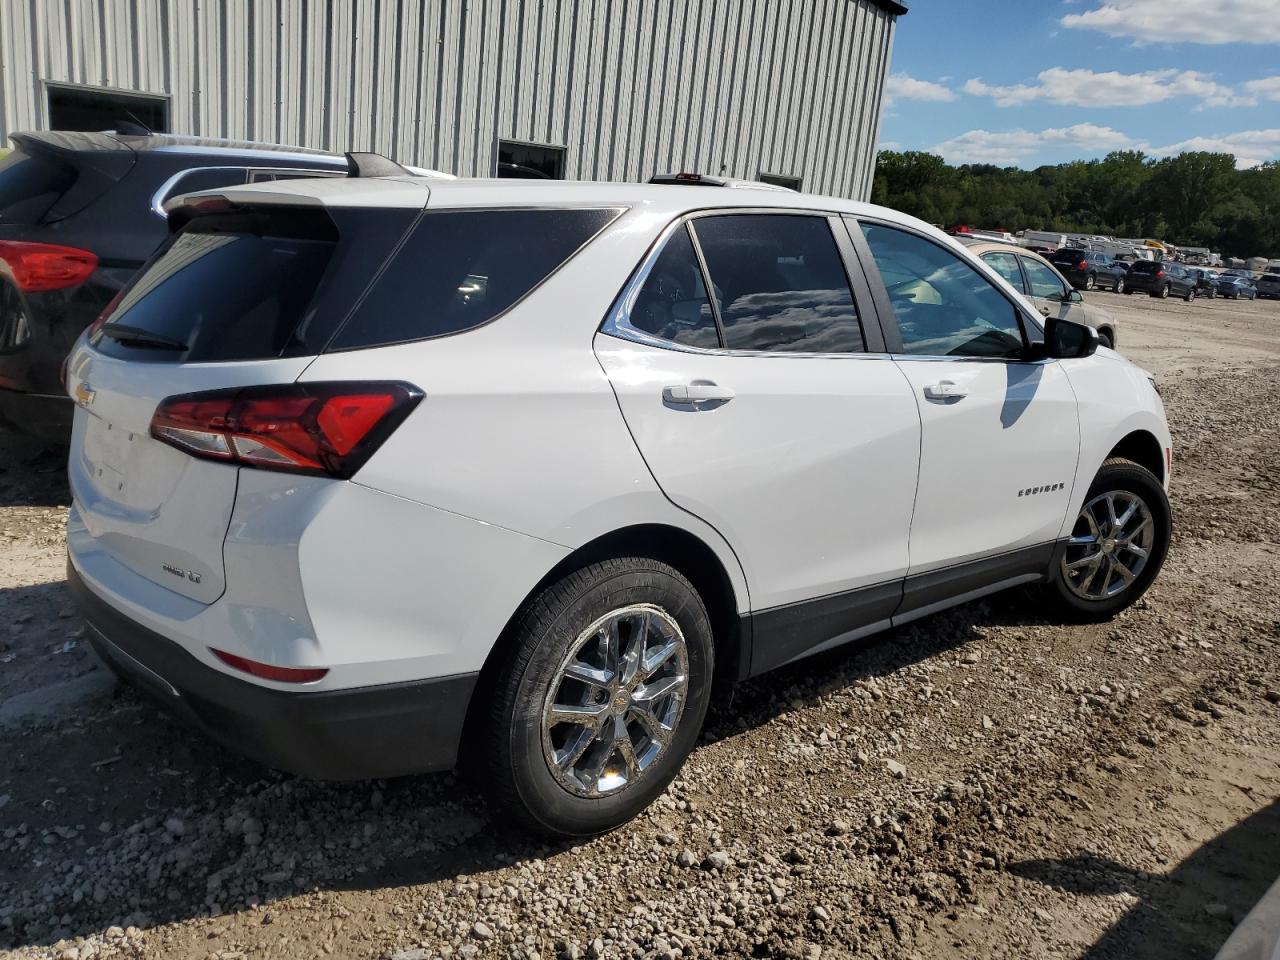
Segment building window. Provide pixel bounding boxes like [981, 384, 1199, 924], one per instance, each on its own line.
[759, 172, 802, 191]
[47, 84, 169, 134]
[497, 140, 565, 180]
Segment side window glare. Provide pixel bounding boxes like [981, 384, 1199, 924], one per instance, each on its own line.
[859, 222, 1027, 360]
[1022, 257, 1071, 302]
[691, 214, 864, 353]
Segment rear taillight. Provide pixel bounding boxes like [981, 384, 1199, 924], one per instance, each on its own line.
[1077, 260, 1088, 271]
[1155, 270, 1165, 279]
[0, 240, 98, 292]
[150, 381, 422, 479]
[210, 648, 328, 683]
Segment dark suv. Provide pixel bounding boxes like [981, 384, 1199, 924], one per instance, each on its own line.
[1123, 260, 1196, 301]
[1048, 249, 1129, 292]
[0, 131, 350, 442]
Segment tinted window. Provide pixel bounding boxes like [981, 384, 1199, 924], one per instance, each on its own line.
[627, 225, 719, 348]
[47, 85, 168, 133]
[0, 149, 75, 224]
[860, 222, 1026, 360]
[497, 141, 565, 179]
[1129, 261, 1158, 273]
[982, 252, 1025, 292]
[1051, 248, 1085, 262]
[96, 218, 336, 363]
[692, 214, 863, 353]
[329, 208, 618, 350]
[1021, 258, 1070, 300]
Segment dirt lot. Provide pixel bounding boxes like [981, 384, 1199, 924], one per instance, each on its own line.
[1, 292, 1278, 960]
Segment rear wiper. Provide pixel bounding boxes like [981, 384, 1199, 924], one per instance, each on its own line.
[98, 324, 188, 351]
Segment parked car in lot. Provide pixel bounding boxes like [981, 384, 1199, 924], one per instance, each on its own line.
[961, 240, 1120, 348]
[1123, 260, 1196, 301]
[1216, 274, 1258, 300]
[1255, 272, 1280, 299]
[1048, 248, 1129, 293]
[1188, 268, 1219, 299]
[65, 172, 1173, 836]
[0, 130, 447, 444]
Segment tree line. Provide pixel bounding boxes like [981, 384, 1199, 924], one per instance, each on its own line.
[870, 149, 1280, 260]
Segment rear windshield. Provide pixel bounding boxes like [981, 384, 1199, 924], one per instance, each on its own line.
[1050, 249, 1084, 261]
[327, 207, 621, 350]
[94, 210, 337, 363]
[0, 149, 76, 224]
[1129, 261, 1158, 273]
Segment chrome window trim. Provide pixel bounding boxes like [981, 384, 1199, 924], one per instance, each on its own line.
[600, 207, 879, 360]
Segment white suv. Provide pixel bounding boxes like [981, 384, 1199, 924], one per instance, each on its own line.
[64, 171, 1172, 836]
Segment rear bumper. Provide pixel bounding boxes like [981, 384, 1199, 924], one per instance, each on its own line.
[68, 558, 478, 780]
[0, 387, 73, 444]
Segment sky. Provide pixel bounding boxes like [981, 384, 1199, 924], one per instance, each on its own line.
[879, 0, 1280, 169]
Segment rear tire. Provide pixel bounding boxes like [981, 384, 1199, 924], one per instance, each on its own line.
[1044, 458, 1171, 622]
[1183, 286, 1194, 302]
[1114, 277, 1125, 295]
[480, 558, 714, 838]
[1084, 274, 1096, 291]
[1155, 283, 1171, 299]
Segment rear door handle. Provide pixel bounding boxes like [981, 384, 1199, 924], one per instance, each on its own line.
[663, 383, 735, 405]
[923, 380, 967, 401]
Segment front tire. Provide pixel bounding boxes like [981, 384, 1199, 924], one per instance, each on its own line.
[1084, 274, 1096, 291]
[1097, 329, 1113, 349]
[481, 558, 714, 837]
[1183, 285, 1194, 302]
[1044, 458, 1171, 622]
[1115, 277, 1125, 295]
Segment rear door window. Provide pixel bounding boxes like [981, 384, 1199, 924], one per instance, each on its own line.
[690, 214, 864, 353]
[0, 149, 76, 224]
[327, 207, 621, 350]
[626, 224, 720, 349]
[981, 252, 1025, 292]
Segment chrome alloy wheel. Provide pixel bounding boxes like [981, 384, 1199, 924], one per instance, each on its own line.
[541, 604, 689, 798]
[1062, 490, 1155, 600]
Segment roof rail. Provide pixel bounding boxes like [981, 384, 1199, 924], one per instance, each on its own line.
[648, 172, 795, 191]
[345, 151, 411, 178]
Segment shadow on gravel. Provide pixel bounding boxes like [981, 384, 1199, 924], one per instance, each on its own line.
[1009, 799, 1280, 959]
[0, 436, 70, 508]
[0, 583, 1062, 950]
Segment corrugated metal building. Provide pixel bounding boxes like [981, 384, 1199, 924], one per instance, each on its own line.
[0, 0, 905, 199]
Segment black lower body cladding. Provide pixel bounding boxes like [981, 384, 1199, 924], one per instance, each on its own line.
[68, 559, 478, 780]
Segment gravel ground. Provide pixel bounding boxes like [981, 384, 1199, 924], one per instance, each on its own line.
[1, 292, 1278, 960]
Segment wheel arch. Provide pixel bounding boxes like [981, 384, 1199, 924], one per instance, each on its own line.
[460, 523, 750, 760]
[1106, 429, 1165, 484]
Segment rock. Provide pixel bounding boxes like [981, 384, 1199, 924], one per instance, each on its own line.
[810, 905, 831, 922]
[391, 950, 430, 960]
[1264, 690, 1280, 705]
[1205, 902, 1231, 918]
[164, 817, 186, 837]
[472, 921, 495, 941]
[1033, 908, 1053, 923]
[676, 849, 697, 868]
[826, 820, 850, 837]
[588, 938, 605, 959]
[885, 759, 906, 779]
[703, 850, 732, 871]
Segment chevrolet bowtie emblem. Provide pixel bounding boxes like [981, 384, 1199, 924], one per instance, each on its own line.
[74, 382, 96, 407]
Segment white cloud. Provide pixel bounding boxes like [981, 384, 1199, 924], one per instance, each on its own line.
[1062, 0, 1280, 45]
[884, 73, 955, 104]
[1151, 129, 1280, 168]
[1244, 77, 1280, 101]
[932, 124, 1136, 166]
[965, 67, 1253, 109]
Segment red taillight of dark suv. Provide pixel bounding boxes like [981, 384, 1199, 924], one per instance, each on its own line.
[0, 239, 98, 291]
[150, 382, 423, 479]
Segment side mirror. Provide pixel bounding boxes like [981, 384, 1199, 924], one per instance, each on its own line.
[1067, 289, 1084, 303]
[1045, 316, 1098, 359]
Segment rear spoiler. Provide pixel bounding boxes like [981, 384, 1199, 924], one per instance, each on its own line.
[9, 131, 137, 222]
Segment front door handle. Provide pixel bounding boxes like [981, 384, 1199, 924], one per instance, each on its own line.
[923, 380, 967, 401]
[663, 383, 735, 405]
